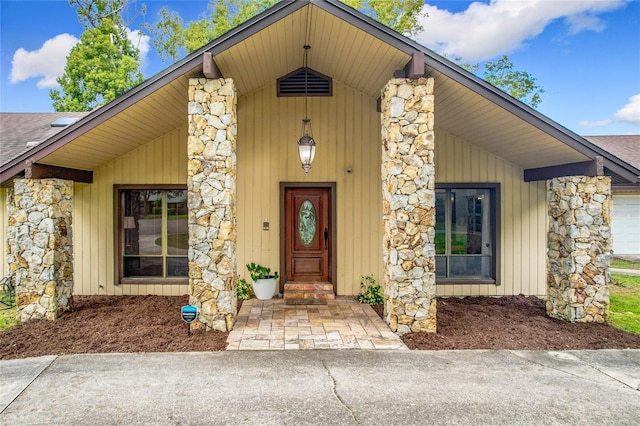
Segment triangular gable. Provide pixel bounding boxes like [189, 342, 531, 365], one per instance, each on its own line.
[1, 0, 638, 185]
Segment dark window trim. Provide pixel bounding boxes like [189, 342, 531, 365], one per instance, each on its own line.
[435, 183, 501, 286]
[114, 184, 188, 286]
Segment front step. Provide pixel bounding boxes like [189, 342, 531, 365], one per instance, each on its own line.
[284, 283, 335, 305]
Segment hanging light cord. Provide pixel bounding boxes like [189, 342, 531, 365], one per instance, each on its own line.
[303, 45, 310, 121]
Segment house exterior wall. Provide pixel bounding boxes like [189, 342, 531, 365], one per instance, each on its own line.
[236, 81, 383, 296]
[72, 125, 188, 296]
[611, 192, 640, 255]
[434, 132, 548, 298]
[11, 82, 546, 298]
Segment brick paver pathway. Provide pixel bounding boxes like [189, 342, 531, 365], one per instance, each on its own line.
[226, 297, 407, 350]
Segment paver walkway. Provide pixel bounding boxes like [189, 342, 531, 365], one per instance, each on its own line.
[226, 297, 407, 350]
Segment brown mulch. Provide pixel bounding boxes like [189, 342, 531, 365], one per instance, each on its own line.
[1, 295, 639, 360]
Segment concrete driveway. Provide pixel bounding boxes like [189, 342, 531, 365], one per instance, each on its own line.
[2, 350, 639, 425]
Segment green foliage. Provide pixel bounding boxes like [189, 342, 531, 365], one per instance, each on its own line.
[246, 262, 279, 282]
[611, 259, 640, 270]
[141, 7, 185, 63]
[357, 274, 384, 304]
[1, 274, 18, 331]
[50, 2, 143, 111]
[455, 55, 544, 109]
[368, 0, 425, 35]
[146, 0, 424, 62]
[483, 55, 544, 109]
[0, 307, 19, 331]
[69, 0, 128, 28]
[609, 274, 640, 334]
[236, 277, 253, 300]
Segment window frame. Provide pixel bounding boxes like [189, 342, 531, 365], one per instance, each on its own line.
[435, 183, 501, 285]
[114, 184, 189, 285]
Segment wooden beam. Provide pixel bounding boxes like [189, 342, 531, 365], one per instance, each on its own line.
[405, 51, 425, 78]
[202, 52, 223, 79]
[394, 51, 425, 79]
[524, 157, 604, 182]
[25, 162, 93, 183]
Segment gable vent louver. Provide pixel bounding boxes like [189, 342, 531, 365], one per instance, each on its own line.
[277, 67, 332, 97]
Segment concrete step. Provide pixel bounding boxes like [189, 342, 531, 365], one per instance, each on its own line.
[284, 282, 335, 305]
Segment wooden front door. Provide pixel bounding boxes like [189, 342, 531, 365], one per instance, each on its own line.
[285, 187, 331, 283]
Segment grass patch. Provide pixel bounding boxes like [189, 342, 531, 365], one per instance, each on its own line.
[611, 258, 640, 270]
[0, 306, 19, 331]
[609, 274, 640, 334]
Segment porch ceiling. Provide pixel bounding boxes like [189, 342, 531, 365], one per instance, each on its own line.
[212, 6, 410, 99]
[38, 77, 191, 171]
[23, 1, 626, 182]
[430, 68, 591, 170]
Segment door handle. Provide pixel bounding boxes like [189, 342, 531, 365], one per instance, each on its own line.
[324, 228, 329, 250]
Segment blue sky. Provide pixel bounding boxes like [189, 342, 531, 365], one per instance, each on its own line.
[1, 0, 639, 136]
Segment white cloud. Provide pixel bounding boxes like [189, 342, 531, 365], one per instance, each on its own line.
[613, 94, 640, 124]
[579, 119, 612, 128]
[416, 0, 625, 62]
[10, 34, 79, 88]
[579, 94, 640, 127]
[10, 28, 151, 90]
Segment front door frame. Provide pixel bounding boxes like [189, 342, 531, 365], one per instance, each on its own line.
[280, 182, 337, 294]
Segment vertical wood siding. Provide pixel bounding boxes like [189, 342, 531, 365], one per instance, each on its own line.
[62, 80, 547, 298]
[434, 132, 548, 297]
[236, 81, 383, 296]
[73, 125, 188, 295]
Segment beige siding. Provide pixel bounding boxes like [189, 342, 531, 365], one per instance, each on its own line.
[73, 125, 188, 295]
[237, 81, 383, 296]
[64, 80, 547, 298]
[434, 132, 548, 297]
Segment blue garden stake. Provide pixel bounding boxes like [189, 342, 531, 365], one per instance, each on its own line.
[181, 305, 198, 336]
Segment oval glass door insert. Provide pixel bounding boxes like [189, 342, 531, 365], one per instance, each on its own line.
[298, 200, 317, 246]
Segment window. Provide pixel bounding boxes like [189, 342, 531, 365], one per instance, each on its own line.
[435, 184, 500, 283]
[116, 186, 188, 283]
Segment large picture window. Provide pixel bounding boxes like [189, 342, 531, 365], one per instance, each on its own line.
[435, 184, 500, 284]
[116, 185, 188, 283]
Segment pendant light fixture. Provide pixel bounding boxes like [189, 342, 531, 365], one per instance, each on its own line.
[297, 45, 316, 174]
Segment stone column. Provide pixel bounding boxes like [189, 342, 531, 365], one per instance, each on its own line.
[6, 179, 74, 321]
[380, 77, 437, 334]
[547, 176, 612, 322]
[187, 78, 238, 332]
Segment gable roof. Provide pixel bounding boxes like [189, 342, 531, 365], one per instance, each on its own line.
[0, 112, 88, 165]
[1, 0, 639, 185]
[584, 135, 640, 170]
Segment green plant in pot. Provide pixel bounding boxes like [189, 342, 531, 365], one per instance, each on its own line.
[246, 262, 279, 300]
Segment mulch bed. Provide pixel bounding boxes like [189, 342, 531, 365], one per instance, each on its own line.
[1, 294, 638, 360]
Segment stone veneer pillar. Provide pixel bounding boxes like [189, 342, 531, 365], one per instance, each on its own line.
[547, 176, 612, 322]
[380, 77, 437, 334]
[7, 179, 74, 321]
[187, 78, 238, 332]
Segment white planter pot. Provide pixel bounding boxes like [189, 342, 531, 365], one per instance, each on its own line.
[252, 278, 277, 300]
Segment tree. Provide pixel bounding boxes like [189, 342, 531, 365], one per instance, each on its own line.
[483, 55, 544, 109]
[144, 0, 424, 63]
[141, 7, 185, 63]
[144, 1, 543, 108]
[456, 55, 544, 109]
[50, 0, 144, 111]
[343, 0, 425, 35]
